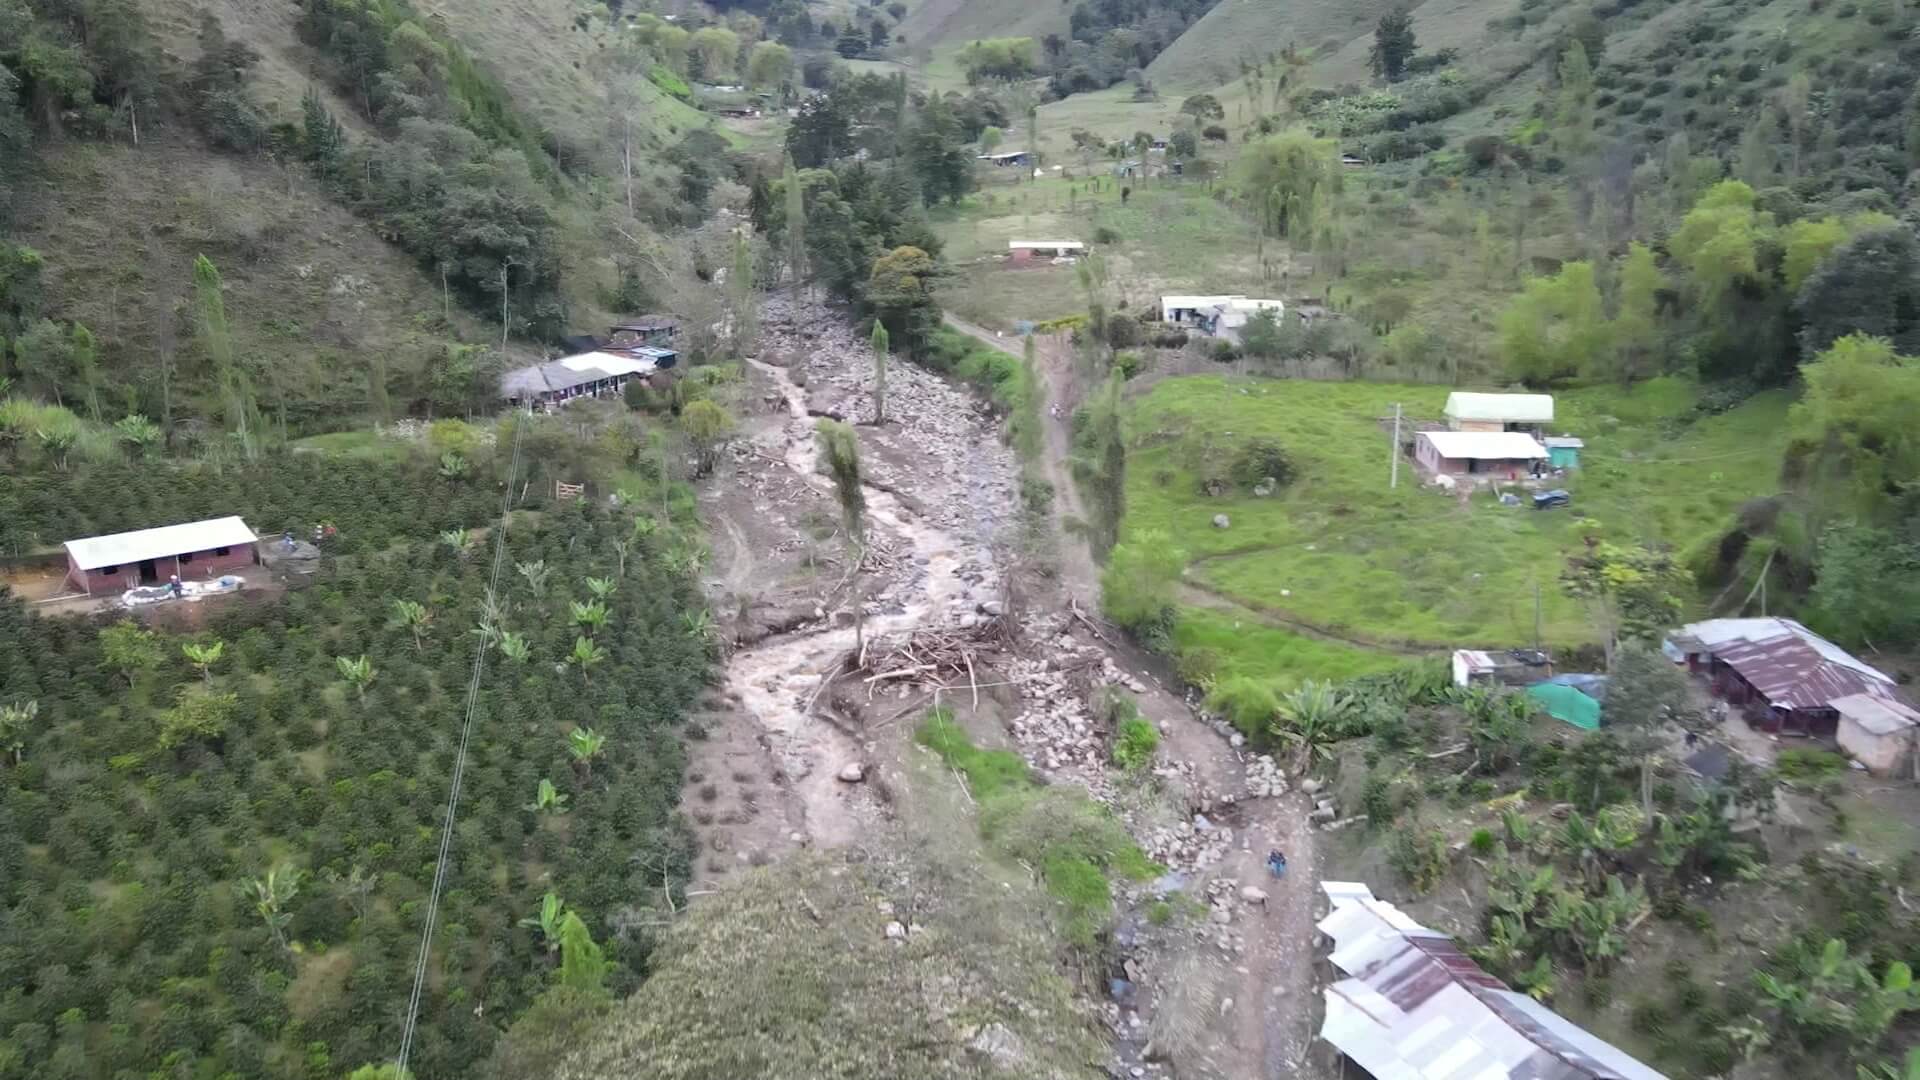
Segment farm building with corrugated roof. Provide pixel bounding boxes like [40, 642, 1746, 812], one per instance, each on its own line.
[1664, 617, 1905, 737]
[64, 516, 259, 595]
[1318, 881, 1665, 1080]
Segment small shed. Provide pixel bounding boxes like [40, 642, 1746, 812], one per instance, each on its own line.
[1415, 430, 1548, 478]
[1544, 436, 1584, 469]
[1444, 392, 1555, 434]
[608, 316, 677, 347]
[976, 150, 1030, 167]
[64, 516, 260, 595]
[1833, 693, 1920, 775]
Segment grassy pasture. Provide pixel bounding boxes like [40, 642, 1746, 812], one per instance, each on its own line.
[1124, 375, 1791, 680]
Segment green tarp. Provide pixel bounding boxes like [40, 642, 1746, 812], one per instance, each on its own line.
[1526, 683, 1601, 731]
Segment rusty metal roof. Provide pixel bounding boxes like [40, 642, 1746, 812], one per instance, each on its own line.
[1712, 632, 1895, 711]
[1317, 883, 1667, 1080]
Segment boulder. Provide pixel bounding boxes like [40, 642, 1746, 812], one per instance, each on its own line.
[838, 762, 868, 783]
[1211, 513, 1231, 530]
[884, 920, 907, 940]
[1239, 885, 1270, 904]
[1300, 778, 1323, 795]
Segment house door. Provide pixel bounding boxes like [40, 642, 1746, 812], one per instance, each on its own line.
[138, 560, 159, 584]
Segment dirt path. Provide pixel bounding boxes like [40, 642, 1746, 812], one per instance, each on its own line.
[946, 312, 1327, 1080]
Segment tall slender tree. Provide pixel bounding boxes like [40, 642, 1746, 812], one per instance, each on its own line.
[817, 419, 868, 653]
[193, 255, 261, 459]
[870, 320, 889, 424]
[783, 157, 807, 300]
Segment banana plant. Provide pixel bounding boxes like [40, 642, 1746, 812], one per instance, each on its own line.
[584, 576, 617, 600]
[439, 527, 471, 556]
[182, 640, 225, 685]
[526, 778, 570, 814]
[519, 891, 566, 957]
[390, 599, 432, 651]
[0, 699, 36, 765]
[569, 599, 610, 636]
[680, 610, 714, 641]
[240, 864, 305, 952]
[568, 727, 607, 778]
[335, 655, 376, 700]
[438, 451, 469, 479]
[566, 636, 606, 683]
[498, 631, 531, 664]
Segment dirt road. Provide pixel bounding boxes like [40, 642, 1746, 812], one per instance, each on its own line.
[944, 310, 1328, 1080]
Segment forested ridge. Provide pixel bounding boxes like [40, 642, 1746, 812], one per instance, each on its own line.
[0, 456, 712, 1078]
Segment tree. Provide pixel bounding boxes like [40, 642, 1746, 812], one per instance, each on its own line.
[1784, 334, 1920, 525]
[0, 699, 35, 764]
[780, 157, 809, 293]
[1075, 371, 1128, 559]
[1670, 180, 1773, 327]
[1233, 130, 1341, 241]
[817, 419, 868, 653]
[335, 655, 376, 699]
[566, 637, 607, 684]
[1795, 228, 1920, 359]
[680, 399, 735, 477]
[1497, 261, 1612, 384]
[240, 864, 304, 951]
[1807, 523, 1920, 649]
[517, 559, 552, 597]
[729, 230, 758, 355]
[690, 26, 741, 80]
[499, 630, 532, 663]
[978, 125, 1002, 155]
[746, 41, 793, 90]
[584, 576, 616, 600]
[1179, 93, 1224, 122]
[100, 620, 162, 686]
[390, 599, 432, 651]
[157, 687, 238, 750]
[1607, 644, 1693, 814]
[183, 640, 225, 685]
[867, 246, 942, 356]
[955, 38, 1037, 83]
[870, 320, 889, 424]
[1553, 43, 1595, 167]
[567, 726, 607, 776]
[194, 255, 262, 460]
[1561, 541, 1692, 663]
[908, 94, 973, 206]
[1611, 242, 1665, 379]
[1101, 530, 1184, 639]
[1369, 9, 1417, 81]
[557, 911, 611, 992]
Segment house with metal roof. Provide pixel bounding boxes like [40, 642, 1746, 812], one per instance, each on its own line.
[1415, 430, 1549, 482]
[64, 516, 259, 595]
[1663, 617, 1902, 737]
[1444, 392, 1555, 435]
[499, 346, 677, 411]
[1318, 881, 1666, 1080]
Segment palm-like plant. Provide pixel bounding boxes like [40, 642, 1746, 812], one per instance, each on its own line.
[569, 599, 611, 636]
[610, 538, 633, 579]
[240, 863, 305, 951]
[680, 610, 714, 641]
[1270, 680, 1355, 770]
[0, 699, 36, 764]
[335, 655, 377, 700]
[568, 727, 607, 777]
[584, 576, 616, 600]
[526, 777, 570, 814]
[440, 528, 472, 556]
[498, 631, 531, 664]
[516, 559, 551, 598]
[36, 426, 76, 470]
[566, 636, 606, 682]
[391, 599, 432, 651]
[182, 640, 225, 685]
[113, 414, 162, 458]
[519, 891, 566, 957]
[438, 451, 470, 479]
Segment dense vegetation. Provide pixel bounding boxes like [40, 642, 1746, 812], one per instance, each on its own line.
[0, 453, 712, 1078]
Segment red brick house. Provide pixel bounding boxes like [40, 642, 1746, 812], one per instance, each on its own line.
[63, 516, 260, 595]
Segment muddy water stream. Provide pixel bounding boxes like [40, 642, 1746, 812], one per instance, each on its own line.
[724, 357, 987, 846]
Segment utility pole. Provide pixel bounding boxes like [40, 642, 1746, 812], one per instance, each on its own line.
[1534, 578, 1543, 652]
[1389, 402, 1402, 488]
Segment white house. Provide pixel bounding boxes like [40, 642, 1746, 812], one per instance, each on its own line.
[1444, 392, 1555, 434]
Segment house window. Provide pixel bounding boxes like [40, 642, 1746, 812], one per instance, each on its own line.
[100, 565, 119, 575]
[214, 546, 231, 556]
[179, 552, 194, 564]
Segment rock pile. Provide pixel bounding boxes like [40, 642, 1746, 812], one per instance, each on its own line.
[1143, 813, 1235, 875]
[1245, 754, 1288, 799]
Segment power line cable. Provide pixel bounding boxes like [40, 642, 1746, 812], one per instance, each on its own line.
[394, 408, 528, 1075]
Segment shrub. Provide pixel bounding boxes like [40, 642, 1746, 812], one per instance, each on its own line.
[1388, 825, 1449, 893]
[1146, 900, 1174, 925]
[1469, 827, 1498, 855]
[1776, 748, 1848, 780]
[1092, 225, 1122, 245]
[1207, 677, 1280, 736]
[1229, 438, 1296, 490]
[1113, 350, 1145, 379]
[1202, 124, 1228, 141]
[1113, 716, 1159, 770]
[1149, 329, 1190, 348]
